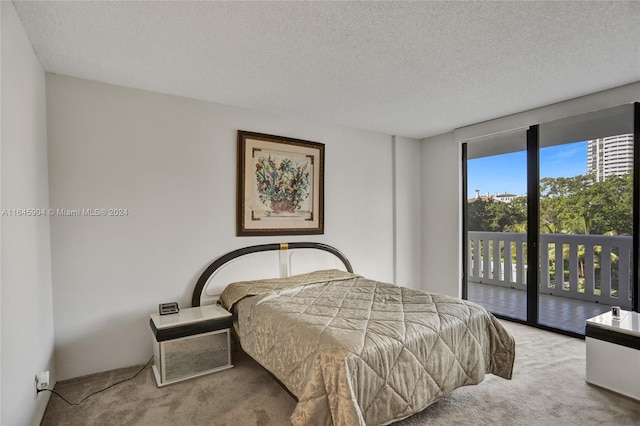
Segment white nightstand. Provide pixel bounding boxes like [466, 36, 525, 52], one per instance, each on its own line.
[150, 304, 233, 387]
[585, 309, 640, 400]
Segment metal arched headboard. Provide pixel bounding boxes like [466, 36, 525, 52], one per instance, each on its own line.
[191, 242, 353, 307]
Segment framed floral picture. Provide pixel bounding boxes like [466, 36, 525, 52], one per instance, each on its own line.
[237, 131, 324, 236]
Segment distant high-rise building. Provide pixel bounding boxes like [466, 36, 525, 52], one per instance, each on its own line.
[587, 134, 634, 181]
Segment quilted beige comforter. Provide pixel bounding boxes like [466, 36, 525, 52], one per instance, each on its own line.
[220, 270, 515, 426]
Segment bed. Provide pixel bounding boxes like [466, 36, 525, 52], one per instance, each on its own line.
[192, 243, 515, 426]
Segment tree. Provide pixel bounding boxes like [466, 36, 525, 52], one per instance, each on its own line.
[467, 197, 526, 232]
[538, 173, 632, 236]
[581, 173, 633, 235]
[467, 198, 490, 231]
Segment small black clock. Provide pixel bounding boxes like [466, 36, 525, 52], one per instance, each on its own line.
[159, 302, 179, 315]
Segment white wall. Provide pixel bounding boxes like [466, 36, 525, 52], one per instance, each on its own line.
[419, 132, 460, 297]
[455, 81, 640, 143]
[46, 74, 417, 380]
[393, 136, 422, 288]
[1, 2, 55, 425]
[420, 83, 640, 299]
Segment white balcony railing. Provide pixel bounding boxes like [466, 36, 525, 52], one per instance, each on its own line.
[468, 231, 633, 309]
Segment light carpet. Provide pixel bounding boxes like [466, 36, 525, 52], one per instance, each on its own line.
[41, 321, 640, 426]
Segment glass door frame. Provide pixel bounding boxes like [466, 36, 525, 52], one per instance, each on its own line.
[634, 102, 640, 312]
[526, 125, 539, 324]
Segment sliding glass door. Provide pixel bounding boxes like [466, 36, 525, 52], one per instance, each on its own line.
[537, 104, 636, 334]
[465, 130, 528, 322]
[463, 103, 638, 335]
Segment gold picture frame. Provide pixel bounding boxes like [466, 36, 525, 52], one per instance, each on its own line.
[237, 131, 324, 236]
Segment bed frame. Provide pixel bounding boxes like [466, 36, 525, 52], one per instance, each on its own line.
[191, 242, 353, 307]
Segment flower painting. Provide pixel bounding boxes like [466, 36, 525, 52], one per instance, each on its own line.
[255, 154, 311, 214]
[237, 131, 324, 236]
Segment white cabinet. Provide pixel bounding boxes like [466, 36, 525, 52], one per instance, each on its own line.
[585, 310, 640, 401]
[150, 304, 233, 387]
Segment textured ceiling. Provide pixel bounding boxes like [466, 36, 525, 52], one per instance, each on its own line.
[12, 1, 640, 139]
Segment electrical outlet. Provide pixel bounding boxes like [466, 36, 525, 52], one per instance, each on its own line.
[35, 370, 49, 396]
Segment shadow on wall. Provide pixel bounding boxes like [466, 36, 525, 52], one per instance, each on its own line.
[54, 311, 154, 381]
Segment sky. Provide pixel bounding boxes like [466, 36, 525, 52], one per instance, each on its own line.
[467, 141, 587, 198]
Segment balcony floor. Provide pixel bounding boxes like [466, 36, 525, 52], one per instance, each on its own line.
[467, 281, 614, 335]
